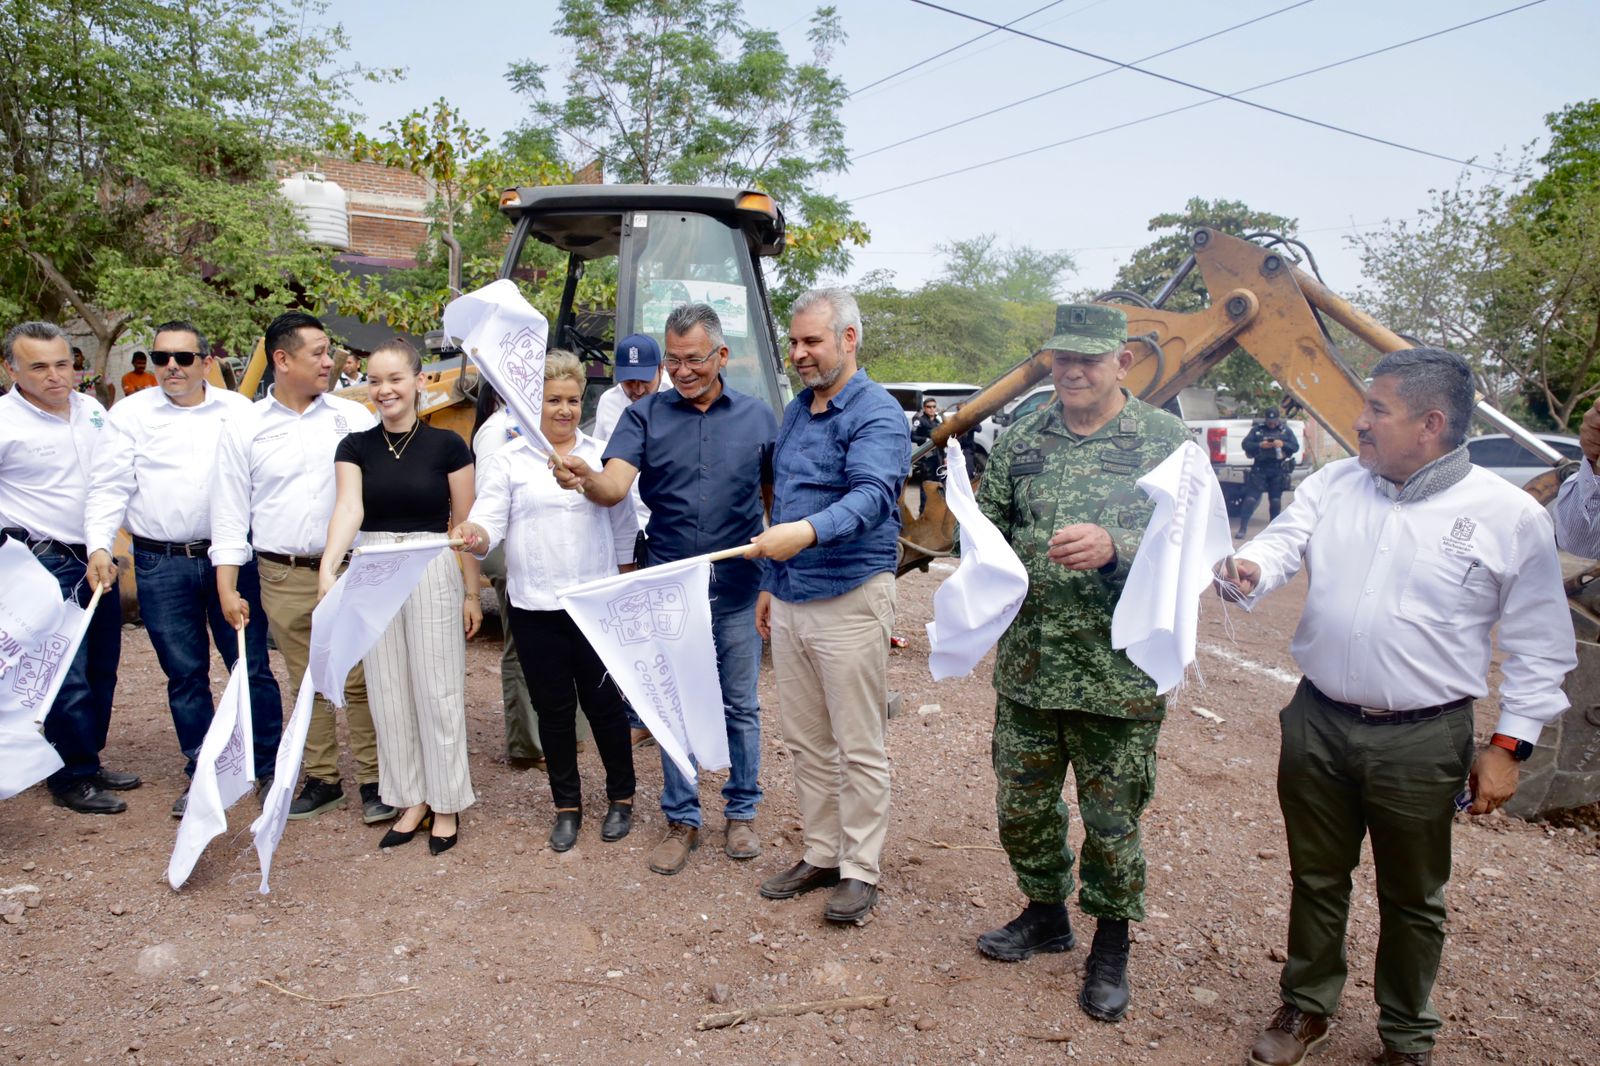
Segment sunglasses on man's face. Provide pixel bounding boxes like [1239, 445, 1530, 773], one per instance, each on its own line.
[150, 351, 201, 367]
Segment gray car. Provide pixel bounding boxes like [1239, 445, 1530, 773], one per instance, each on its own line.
[1465, 433, 1580, 488]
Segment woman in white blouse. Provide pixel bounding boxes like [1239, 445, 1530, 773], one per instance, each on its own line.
[453, 352, 638, 853]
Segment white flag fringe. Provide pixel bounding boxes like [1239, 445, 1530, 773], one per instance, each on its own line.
[0, 720, 64, 801]
[558, 557, 729, 784]
[927, 440, 1029, 680]
[309, 539, 451, 708]
[1111, 441, 1235, 694]
[441, 279, 553, 454]
[167, 636, 256, 890]
[251, 673, 315, 894]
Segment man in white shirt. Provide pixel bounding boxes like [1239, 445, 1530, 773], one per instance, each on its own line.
[0, 321, 136, 814]
[1553, 396, 1600, 556]
[210, 312, 390, 824]
[1224, 348, 1575, 1066]
[85, 320, 283, 818]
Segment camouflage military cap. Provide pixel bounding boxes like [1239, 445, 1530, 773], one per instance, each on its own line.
[1044, 303, 1126, 356]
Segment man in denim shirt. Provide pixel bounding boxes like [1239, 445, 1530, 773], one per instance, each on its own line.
[750, 287, 910, 925]
[557, 303, 777, 876]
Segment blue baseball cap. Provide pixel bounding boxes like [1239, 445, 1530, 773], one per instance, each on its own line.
[614, 333, 662, 381]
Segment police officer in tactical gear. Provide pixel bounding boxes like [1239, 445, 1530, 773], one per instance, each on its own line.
[974, 303, 1190, 1022]
[1235, 406, 1299, 538]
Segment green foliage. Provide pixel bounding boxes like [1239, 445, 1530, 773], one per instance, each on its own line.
[1111, 197, 1303, 410]
[1353, 101, 1600, 430]
[0, 0, 388, 369]
[507, 0, 867, 295]
[854, 271, 1057, 387]
[316, 99, 573, 335]
[936, 234, 1076, 304]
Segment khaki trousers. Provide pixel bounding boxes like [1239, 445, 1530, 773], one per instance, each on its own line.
[769, 572, 895, 884]
[256, 558, 378, 785]
[363, 534, 474, 813]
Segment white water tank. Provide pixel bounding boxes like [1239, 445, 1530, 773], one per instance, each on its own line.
[279, 171, 350, 250]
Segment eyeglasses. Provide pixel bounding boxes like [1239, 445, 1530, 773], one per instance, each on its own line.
[662, 353, 715, 371]
[150, 351, 201, 367]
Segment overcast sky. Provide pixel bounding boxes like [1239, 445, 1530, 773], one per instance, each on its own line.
[336, 0, 1597, 299]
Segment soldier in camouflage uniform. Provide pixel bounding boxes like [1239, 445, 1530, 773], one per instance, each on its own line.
[974, 303, 1190, 1023]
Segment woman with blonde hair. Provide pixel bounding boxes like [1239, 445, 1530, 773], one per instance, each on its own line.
[453, 350, 638, 852]
[322, 338, 481, 854]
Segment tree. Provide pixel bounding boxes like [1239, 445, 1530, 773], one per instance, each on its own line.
[1111, 197, 1308, 411]
[318, 99, 573, 334]
[853, 270, 1056, 386]
[936, 234, 1076, 303]
[0, 0, 383, 370]
[1352, 101, 1600, 430]
[506, 0, 867, 294]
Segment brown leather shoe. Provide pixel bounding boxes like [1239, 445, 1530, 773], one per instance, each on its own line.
[1248, 1004, 1331, 1066]
[823, 878, 878, 924]
[759, 859, 841, 900]
[1372, 1050, 1431, 1065]
[725, 819, 760, 860]
[647, 822, 699, 875]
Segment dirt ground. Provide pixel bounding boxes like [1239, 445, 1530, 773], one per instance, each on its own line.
[3, 515, 1598, 1065]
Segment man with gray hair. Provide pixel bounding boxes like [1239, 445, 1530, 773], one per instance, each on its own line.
[1221, 348, 1574, 1066]
[555, 302, 777, 873]
[0, 321, 136, 813]
[748, 287, 911, 925]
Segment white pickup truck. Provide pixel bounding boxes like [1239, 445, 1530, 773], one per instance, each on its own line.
[993, 384, 1306, 516]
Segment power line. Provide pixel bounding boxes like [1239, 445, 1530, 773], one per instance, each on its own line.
[847, 0, 1072, 98]
[854, 0, 1317, 162]
[852, 0, 1546, 201]
[886, 0, 1542, 184]
[848, 0, 1115, 103]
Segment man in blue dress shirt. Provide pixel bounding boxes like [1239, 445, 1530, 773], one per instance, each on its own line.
[749, 287, 911, 925]
[557, 303, 777, 877]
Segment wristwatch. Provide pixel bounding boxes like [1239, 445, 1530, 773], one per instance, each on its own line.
[1489, 733, 1534, 761]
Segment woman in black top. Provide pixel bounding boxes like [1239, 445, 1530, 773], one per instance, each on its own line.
[321, 339, 481, 854]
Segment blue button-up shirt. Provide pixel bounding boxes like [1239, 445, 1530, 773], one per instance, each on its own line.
[762, 370, 910, 603]
[603, 379, 777, 611]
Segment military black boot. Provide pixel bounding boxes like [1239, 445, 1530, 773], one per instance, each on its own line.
[976, 900, 1076, 962]
[1080, 918, 1131, 1021]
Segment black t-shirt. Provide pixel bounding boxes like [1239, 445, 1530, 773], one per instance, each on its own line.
[334, 422, 473, 533]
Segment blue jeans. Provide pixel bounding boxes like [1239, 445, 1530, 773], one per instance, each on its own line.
[39, 549, 121, 791]
[134, 550, 283, 777]
[658, 599, 763, 828]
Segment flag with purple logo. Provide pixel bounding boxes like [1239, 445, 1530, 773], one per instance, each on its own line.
[558, 558, 727, 784]
[168, 644, 256, 889]
[442, 279, 553, 454]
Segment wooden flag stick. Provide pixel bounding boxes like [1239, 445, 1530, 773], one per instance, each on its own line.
[703, 544, 755, 564]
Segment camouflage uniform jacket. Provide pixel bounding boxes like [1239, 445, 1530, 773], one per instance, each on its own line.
[976, 389, 1190, 720]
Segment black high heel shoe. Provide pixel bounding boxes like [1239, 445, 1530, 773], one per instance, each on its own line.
[379, 808, 432, 848]
[429, 815, 460, 856]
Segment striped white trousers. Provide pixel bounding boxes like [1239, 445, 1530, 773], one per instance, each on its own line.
[362, 532, 475, 813]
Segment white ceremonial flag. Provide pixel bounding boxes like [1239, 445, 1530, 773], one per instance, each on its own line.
[167, 642, 256, 890]
[558, 557, 729, 784]
[309, 539, 450, 708]
[251, 673, 315, 894]
[1111, 440, 1235, 694]
[927, 440, 1030, 680]
[0, 539, 67, 673]
[441, 279, 552, 453]
[0, 552, 91, 730]
[0, 719, 63, 801]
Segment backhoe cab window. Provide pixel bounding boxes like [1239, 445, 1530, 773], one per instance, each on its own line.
[626, 212, 770, 401]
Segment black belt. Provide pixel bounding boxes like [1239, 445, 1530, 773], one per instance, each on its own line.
[1, 527, 85, 558]
[256, 550, 324, 569]
[1306, 679, 1471, 726]
[132, 535, 211, 558]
